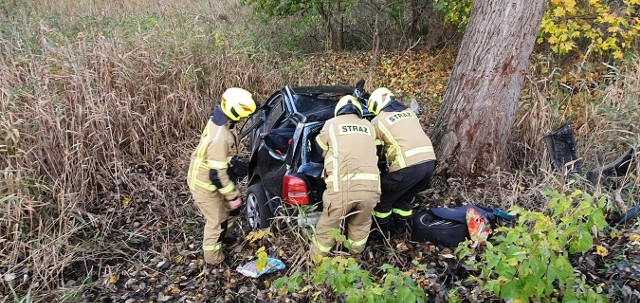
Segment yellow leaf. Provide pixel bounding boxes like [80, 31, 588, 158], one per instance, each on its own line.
[595, 245, 608, 256]
[256, 246, 268, 272]
[613, 50, 623, 59]
[563, 0, 577, 13]
[108, 274, 117, 284]
[247, 228, 270, 243]
[122, 196, 131, 207]
[630, 234, 640, 242]
[610, 230, 622, 239]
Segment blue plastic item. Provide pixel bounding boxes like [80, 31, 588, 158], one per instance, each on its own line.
[236, 257, 285, 278]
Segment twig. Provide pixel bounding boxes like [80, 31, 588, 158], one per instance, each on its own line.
[614, 187, 628, 213]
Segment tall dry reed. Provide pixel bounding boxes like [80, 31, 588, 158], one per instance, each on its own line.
[511, 53, 639, 206]
[0, 0, 301, 298]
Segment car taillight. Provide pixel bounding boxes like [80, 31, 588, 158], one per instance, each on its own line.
[282, 174, 310, 206]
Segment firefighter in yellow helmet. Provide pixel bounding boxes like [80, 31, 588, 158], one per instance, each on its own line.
[367, 87, 436, 240]
[311, 95, 380, 257]
[187, 87, 257, 265]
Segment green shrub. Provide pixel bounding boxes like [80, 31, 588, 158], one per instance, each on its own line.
[272, 257, 426, 303]
[457, 189, 608, 302]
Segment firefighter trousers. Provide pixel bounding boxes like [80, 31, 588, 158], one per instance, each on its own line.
[375, 160, 435, 220]
[191, 186, 231, 265]
[311, 189, 378, 256]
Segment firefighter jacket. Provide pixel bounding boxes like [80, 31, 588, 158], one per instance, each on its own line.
[372, 102, 436, 173]
[187, 119, 240, 201]
[315, 114, 380, 193]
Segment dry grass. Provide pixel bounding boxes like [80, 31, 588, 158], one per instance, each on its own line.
[510, 53, 640, 208]
[0, 0, 297, 299]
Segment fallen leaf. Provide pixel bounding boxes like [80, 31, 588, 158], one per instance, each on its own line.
[595, 245, 608, 256]
[396, 241, 409, 252]
[610, 230, 622, 239]
[247, 229, 271, 243]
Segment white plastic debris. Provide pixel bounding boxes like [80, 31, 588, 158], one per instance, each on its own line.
[410, 99, 420, 114]
[236, 258, 285, 278]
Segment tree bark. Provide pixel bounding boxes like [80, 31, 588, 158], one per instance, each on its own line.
[408, 0, 419, 39]
[431, 0, 548, 175]
[339, 9, 344, 50]
[318, 3, 333, 51]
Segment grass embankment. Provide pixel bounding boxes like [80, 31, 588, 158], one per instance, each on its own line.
[1, 0, 638, 301]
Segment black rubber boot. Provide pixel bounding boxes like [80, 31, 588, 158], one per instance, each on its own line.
[221, 235, 238, 245]
[218, 220, 239, 245]
[369, 217, 391, 242]
[390, 215, 411, 238]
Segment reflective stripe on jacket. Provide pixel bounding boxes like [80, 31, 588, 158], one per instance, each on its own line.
[187, 120, 240, 200]
[316, 114, 380, 193]
[372, 109, 436, 173]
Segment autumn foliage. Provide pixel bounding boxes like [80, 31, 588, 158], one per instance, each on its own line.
[435, 0, 640, 58]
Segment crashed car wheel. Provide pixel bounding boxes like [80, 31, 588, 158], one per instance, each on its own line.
[246, 183, 272, 230]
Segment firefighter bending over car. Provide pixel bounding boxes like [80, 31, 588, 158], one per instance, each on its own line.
[311, 95, 381, 257]
[368, 87, 436, 240]
[187, 88, 256, 265]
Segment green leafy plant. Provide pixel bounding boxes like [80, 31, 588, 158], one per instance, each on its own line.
[457, 189, 608, 302]
[434, 0, 640, 57]
[272, 256, 426, 302]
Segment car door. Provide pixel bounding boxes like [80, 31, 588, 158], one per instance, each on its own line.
[247, 93, 291, 197]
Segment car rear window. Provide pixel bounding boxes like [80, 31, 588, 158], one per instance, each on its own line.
[295, 94, 342, 113]
[290, 86, 374, 122]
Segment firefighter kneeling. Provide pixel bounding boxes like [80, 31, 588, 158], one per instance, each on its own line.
[311, 95, 381, 258]
[368, 87, 436, 240]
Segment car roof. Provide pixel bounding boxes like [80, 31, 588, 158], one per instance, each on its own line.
[289, 85, 372, 121]
[290, 86, 354, 96]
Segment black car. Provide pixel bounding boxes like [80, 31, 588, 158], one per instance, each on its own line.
[240, 81, 373, 230]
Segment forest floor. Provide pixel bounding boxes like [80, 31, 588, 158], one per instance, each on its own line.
[74, 157, 640, 303]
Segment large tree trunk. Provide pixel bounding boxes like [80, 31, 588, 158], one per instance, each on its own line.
[431, 0, 548, 175]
